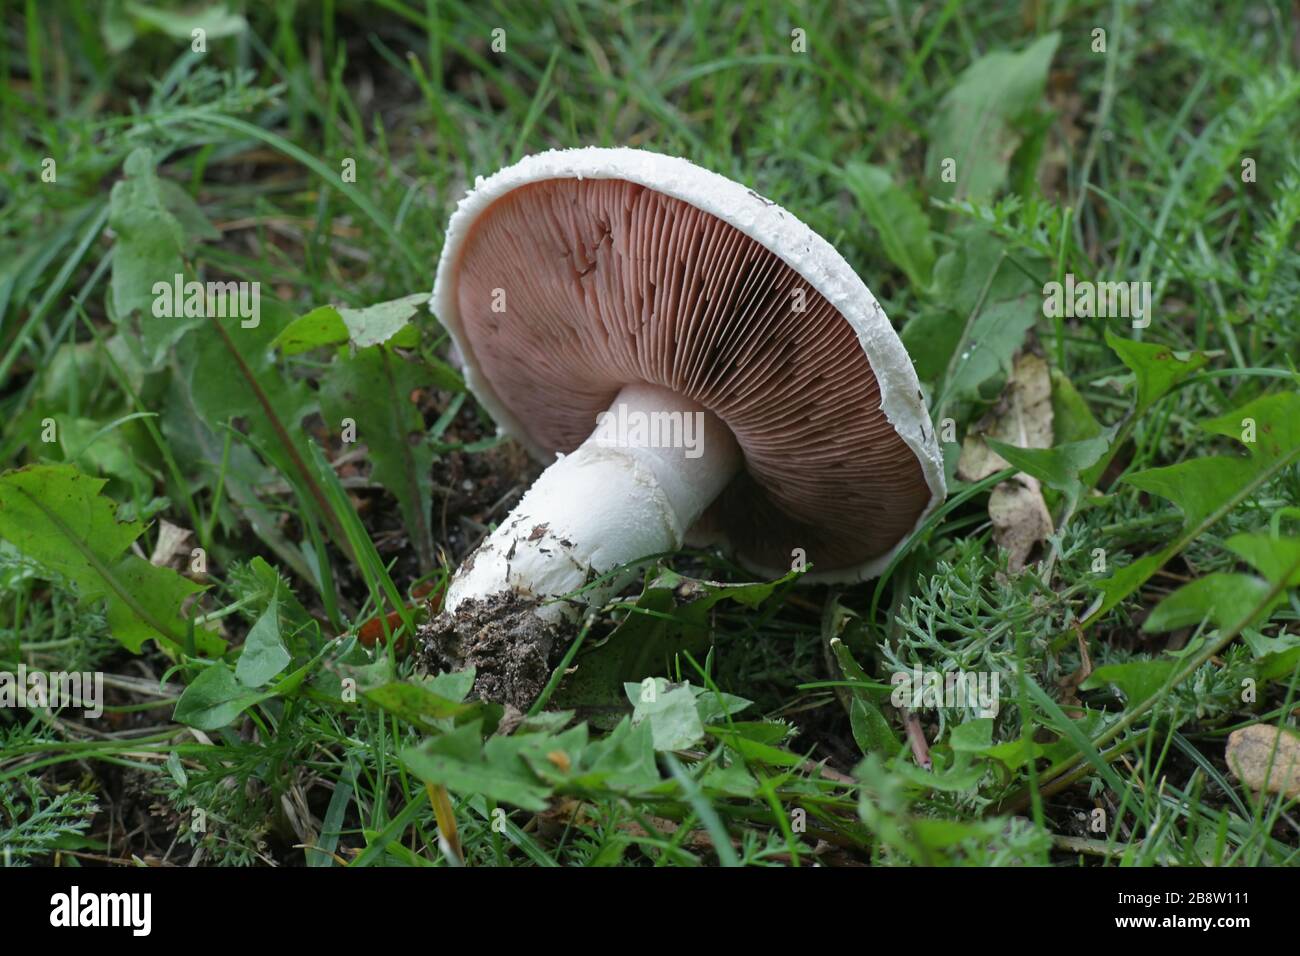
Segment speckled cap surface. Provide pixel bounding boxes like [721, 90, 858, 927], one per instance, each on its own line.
[431, 147, 946, 581]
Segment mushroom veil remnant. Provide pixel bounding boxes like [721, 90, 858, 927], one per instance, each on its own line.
[421, 147, 946, 706]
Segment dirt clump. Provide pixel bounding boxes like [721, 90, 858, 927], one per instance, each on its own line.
[418, 591, 563, 710]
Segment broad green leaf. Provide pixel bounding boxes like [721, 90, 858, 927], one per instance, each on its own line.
[905, 228, 1044, 399]
[275, 294, 426, 353]
[173, 663, 271, 730]
[710, 720, 789, 747]
[338, 294, 427, 348]
[516, 719, 662, 797]
[1226, 533, 1300, 587]
[234, 598, 291, 687]
[577, 718, 662, 794]
[172, 642, 330, 733]
[1124, 393, 1300, 529]
[1081, 658, 1177, 707]
[401, 721, 552, 811]
[948, 718, 995, 752]
[1050, 367, 1104, 443]
[925, 33, 1060, 202]
[57, 416, 153, 499]
[1241, 626, 1300, 659]
[1126, 457, 1258, 529]
[553, 565, 798, 714]
[165, 751, 187, 788]
[267, 641, 335, 700]
[985, 435, 1109, 494]
[628, 680, 704, 751]
[107, 148, 192, 365]
[1256, 645, 1300, 682]
[693, 687, 753, 725]
[124, 1, 247, 40]
[40, 337, 144, 420]
[319, 346, 436, 571]
[515, 724, 595, 785]
[700, 760, 758, 798]
[1145, 534, 1300, 635]
[363, 681, 478, 727]
[827, 633, 898, 753]
[101, 2, 135, 53]
[892, 757, 988, 792]
[709, 727, 805, 768]
[1088, 333, 1211, 487]
[981, 737, 1039, 771]
[160, 385, 318, 586]
[427, 668, 477, 704]
[1144, 573, 1275, 633]
[0, 464, 208, 653]
[850, 697, 899, 755]
[175, 298, 350, 557]
[493, 717, 665, 801]
[1093, 391, 1300, 620]
[1105, 330, 1210, 417]
[239, 557, 317, 647]
[1094, 551, 1164, 616]
[1203, 391, 1300, 463]
[650, 567, 800, 612]
[270, 306, 349, 355]
[110, 554, 221, 656]
[343, 658, 483, 730]
[843, 162, 935, 288]
[828, 636, 874, 687]
[177, 297, 315, 477]
[155, 179, 220, 246]
[910, 816, 1006, 849]
[943, 298, 1039, 402]
[0, 463, 146, 567]
[968, 720, 1093, 772]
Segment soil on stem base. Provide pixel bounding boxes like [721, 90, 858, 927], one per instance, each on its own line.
[417, 592, 563, 710]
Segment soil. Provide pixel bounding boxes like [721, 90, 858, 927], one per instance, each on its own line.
[417, 591, 564, 710]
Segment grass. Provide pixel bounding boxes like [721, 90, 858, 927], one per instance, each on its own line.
[1, 0, 1298, 867]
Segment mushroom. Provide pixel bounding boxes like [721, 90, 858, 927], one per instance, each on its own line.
[421, 148, 945, 706]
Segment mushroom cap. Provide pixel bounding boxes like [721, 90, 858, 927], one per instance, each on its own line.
[431, 147, 946, 582]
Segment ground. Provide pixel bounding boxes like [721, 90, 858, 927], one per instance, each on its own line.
[1, 1, 1299, 867]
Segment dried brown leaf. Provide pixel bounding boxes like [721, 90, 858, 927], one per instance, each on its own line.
[958, 351, 1055, 572]
[1226, 725, 1300, 798]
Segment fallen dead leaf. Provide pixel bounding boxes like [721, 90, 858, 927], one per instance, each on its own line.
[1226, 725, 1300, 798]
[958, 351, 1055, 572]
[957, 351, 1054, 481]
[1057, 623, 1095, 718]
[149, 519, 192, 570]
[987, 477, 1054, 572]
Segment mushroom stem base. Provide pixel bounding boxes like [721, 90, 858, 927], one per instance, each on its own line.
[421, 384, 741, 704]
[418, 592, 560, 711]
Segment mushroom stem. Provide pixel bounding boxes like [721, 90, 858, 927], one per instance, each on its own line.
[445, 383, 741, 622]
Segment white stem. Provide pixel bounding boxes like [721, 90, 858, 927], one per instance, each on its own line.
[444, 384, 741, 623]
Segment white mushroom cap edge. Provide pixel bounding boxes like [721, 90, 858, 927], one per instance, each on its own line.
[429, 146, 947, 584]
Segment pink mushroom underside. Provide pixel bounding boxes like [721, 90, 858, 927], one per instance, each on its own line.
[452, 177, 931, 572]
